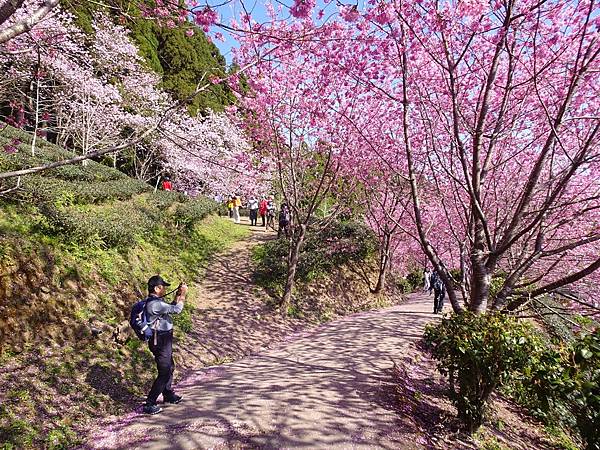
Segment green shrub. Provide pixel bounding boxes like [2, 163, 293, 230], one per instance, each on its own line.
[424, 312, 538, 433]
[393, 276, 412, 294]
[563, 328, 600, 450]
[45, 203, 155, 248]
[146, 190, 186, 210]
[504, 327, 599, 450]
[489, 273, 507, 300]
[405, 270, 424, 292]
[0, 124, 128, 182]
[20, 175, 149, 206]
[253, 220, 378, 288]
[174, 197, 218, 230]
[501, 337, 573, 427]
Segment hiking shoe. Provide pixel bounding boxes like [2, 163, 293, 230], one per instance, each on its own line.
[164, 394, 182, 404]
[143, 404, 162, 415]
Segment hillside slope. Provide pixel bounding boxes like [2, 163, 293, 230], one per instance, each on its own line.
[0, 125, 248, 448]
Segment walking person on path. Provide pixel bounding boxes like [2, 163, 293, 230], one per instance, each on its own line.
[143, 275, 188, 415]
[226, 196, 234, 218]
[233, 194, 242, 224]
[258, 197, 268, 227]
[266, 197, 276, 231]
[423, 267, 432, 293]
[429, 270, 446, 314]
[247, 195, 259, 226]
[278, 203, 291, 238]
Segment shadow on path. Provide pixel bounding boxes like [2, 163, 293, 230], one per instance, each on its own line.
[88, 293, 441, 449]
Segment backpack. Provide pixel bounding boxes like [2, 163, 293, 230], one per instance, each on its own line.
[129, 297, 155, 341]
[279, 207, 290, 223]
[432, 273, 444, 292]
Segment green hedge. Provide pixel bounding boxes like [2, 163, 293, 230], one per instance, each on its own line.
[20, 175, 150, 206]
[504, 327, 600, 450]
[175, 197, 218, 230]
[39, 195, 218, 248]
[0, 123, 220, 248]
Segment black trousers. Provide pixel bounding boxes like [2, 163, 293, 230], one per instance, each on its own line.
[249, 209, 258, 225]
[434, 288, 445, 313]
[146, 330, 175, 405]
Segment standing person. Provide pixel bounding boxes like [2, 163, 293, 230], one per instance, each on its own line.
[226, 196, 234, 218]
[278, 203, 291, 238]
[430, 270, 446, 314]
[233, 194, 242, 224]
[266, 197, 276, 230]
[143, 275, 188, 415]
[161, 176, 173, 191]
[247, 195, 259, 226]
[423, 267, 432, 293]
[258, 197, 268, 227]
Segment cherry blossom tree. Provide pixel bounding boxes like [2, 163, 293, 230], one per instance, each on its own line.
[157, 111, 269, 196]
[231, 0, 600, 315]
[234, 26, 367, 310]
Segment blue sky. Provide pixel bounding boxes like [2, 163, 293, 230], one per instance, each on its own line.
[209, 0, 350, 64]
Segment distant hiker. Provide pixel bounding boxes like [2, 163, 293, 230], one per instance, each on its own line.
[247, 195, 259, 226]
[266, 197, 276, 230]
[143, 275, 188, 415]
[233, 194, 242, 224]
[423, 267, 432, 293]
[227, 196, 234, 218]
[430, 270, 445, 314]
[278, 203, 291, 238]
[161, 176, 172, 192]
[258, 197, 268, 227]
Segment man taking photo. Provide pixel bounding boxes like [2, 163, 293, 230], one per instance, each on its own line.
[143, 275, 187, 415]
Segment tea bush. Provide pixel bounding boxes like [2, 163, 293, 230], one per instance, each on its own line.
[39, 195, 218, 248]
[424, 312, 538, 433]
[565, 328, 600, 450]
[174, 197, 218, 230]
[20, 175, 149, 206]
[503, 326, 599, 450]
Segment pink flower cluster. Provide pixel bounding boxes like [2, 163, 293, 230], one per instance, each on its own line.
[194, 7, 219, 32]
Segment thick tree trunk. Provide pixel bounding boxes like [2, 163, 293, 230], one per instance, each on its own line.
[281, 224, 306, 313]
[469, 254, 490, 313]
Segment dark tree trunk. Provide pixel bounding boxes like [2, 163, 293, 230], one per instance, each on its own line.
[372, 232, 391, 294]
[281, 224, 306, 313]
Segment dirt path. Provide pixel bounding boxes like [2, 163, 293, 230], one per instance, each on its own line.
[87, 292, 440, 449]
[176, 216, 305, 373]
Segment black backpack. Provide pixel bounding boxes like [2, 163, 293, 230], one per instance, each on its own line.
[279, 207, 290, 223]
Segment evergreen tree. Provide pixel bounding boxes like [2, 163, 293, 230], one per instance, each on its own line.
[59, 0, 235, 115]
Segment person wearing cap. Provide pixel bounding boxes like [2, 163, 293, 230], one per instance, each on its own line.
[161, 176, 173, 191]
[143, 275, 187, 415]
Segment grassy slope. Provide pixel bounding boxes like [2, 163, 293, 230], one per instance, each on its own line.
[0, 125, 249, 448]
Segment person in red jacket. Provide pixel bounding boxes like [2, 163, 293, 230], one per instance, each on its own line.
[258, 197, 268, 227]
[161, 176, 173, 191]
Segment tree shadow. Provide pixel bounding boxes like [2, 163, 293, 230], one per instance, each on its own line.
[85, 363, 137, 405]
